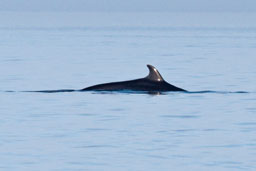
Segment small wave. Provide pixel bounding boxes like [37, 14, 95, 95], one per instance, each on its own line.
[22, 89, 76, 93]
[185, 90, 250, 94]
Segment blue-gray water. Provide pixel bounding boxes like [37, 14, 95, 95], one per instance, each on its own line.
[0, 12, 256, 170]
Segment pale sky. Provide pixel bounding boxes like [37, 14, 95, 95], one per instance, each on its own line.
[0, 0, 255, 12]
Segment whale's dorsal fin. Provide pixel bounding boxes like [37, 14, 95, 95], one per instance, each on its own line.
[145, 64, 164, 81]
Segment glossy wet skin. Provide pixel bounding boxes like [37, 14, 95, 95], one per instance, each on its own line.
[82, 65, 186, 92]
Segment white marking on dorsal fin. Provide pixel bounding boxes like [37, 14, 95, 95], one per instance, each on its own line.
[145, 64, 164, 81]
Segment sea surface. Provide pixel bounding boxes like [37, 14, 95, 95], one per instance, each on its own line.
[0, 12, 256, 170]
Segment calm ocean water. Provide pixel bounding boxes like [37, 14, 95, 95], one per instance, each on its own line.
[0, 12, 256, 170]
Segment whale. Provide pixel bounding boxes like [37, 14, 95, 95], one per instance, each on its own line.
[16, 65, 249, 94]
[81, 65, 186, 92]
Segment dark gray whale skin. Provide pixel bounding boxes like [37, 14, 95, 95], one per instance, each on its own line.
[82, 65, 186, 92]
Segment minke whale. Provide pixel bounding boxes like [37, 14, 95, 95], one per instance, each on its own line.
[81, 65, 186, 92]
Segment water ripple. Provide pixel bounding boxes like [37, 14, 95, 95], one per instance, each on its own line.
[160, 115, 199, 119]
[74, 145, 117, 149]
[237, 122, 256, 126]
